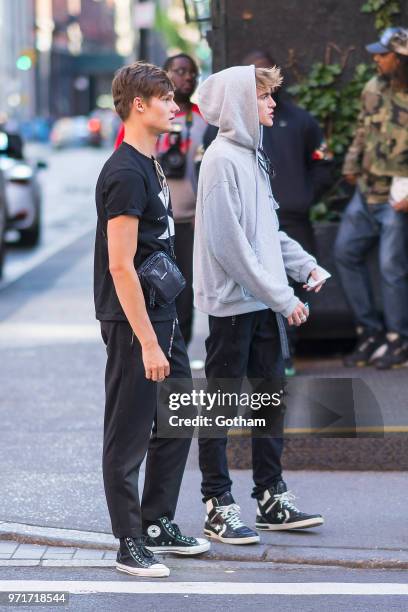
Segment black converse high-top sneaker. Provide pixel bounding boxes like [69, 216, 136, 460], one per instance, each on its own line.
[204, 491, 260, 544]
[256, 481, 324, 531]
[144, 517, 210, 555]
[116, 537, 170, 577]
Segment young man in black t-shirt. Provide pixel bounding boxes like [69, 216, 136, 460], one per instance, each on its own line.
[94, 62, 209, 578]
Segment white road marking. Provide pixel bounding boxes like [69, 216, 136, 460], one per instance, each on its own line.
[0, 582, 407, 595]
[0, 323, 100, 346]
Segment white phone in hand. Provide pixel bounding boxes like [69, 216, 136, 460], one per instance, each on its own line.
[307, 266, 331, 288]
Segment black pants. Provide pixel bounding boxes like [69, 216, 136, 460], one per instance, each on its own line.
[174, 222, 194, 346]
[279, 215, 316, 255]
[280, 215, 316, 358]
[198, 309, 284, 501]
[101, 319, 192, 539]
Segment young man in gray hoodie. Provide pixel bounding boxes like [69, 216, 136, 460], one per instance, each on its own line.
[193, 64, 327, 543]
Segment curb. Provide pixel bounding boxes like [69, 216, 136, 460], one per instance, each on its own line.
[1, 522, 408, 570]
[0, 522, 116, 551]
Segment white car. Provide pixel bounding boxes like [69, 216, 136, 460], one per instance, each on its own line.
[0, 168, 6, 277]
[0, 131, 45, 247]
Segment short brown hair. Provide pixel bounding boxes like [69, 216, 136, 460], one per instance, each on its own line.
[112, 61, 174, 121]
[255, 66, 283, 92]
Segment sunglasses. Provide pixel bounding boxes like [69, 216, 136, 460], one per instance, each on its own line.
[169, 67, 199, 79]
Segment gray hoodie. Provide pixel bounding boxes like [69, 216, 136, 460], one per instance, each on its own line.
[193, 65, 317, 318]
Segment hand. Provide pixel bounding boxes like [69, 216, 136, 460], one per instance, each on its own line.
[303, 268, 326, 293]
[344, 174, 358, 185]
[392, 198, 408, 213]
[287, 301, 309, 327]
[142, 341, 170, 382]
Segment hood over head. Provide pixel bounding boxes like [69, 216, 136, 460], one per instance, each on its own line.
[198, 65, 260, 150]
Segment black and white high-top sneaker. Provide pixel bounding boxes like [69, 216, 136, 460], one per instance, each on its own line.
[256, 481, 324, 531]
[204, 491, 260, 544]
[144, 517, 210, 555]
[116, 537, 170, 577]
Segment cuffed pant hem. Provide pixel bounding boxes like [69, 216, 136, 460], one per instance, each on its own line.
[201, 488, 231, 504]
[251, 476, 283, 499]
[112, 528, 142, 539]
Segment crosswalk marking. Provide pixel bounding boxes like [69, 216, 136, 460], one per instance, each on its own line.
[0, 582, 407, 595]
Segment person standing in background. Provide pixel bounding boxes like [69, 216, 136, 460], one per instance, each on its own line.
[158, 54, 207, 346]
[335, 28, 408, 370]
[115, 54, 207, 347]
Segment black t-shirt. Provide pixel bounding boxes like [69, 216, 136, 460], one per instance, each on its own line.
[94, 142, 177, 322]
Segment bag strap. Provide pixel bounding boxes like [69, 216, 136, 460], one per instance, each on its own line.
[152, 157, 176, 259]
[185, 108, 193, 150]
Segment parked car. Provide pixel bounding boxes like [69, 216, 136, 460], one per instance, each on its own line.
[89, 108, 119, 145]
[0, 166, 7, 278]
[50, 115, 102, 149]
[20, 117, 52, 143]
[0, 130, 45, 247]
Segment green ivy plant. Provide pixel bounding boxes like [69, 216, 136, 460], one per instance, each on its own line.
[155, 4, 194, 54]
[285, 0, 403, 220]
[361, 0, 401, 32]
[288, 62, 374, 158]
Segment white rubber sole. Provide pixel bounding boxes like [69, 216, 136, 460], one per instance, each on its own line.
[204, 529, 260, 545]
[256, 516, 324, 531]
[146, 539, 211, 556]
[116, 562, 170, 577]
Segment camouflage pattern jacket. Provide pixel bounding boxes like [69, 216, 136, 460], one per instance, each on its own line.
[342, 76, 408, 204]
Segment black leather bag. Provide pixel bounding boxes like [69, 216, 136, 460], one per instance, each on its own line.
[137, 250, 186, 308]
[137, 158, 186, 308]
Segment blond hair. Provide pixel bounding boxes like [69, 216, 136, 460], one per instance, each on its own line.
[255, 66, 283, 92]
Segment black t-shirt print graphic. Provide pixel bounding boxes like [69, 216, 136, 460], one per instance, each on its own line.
[94, 142, 177, 322]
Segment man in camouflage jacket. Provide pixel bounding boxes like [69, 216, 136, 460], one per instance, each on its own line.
[335, 27, 408, 369]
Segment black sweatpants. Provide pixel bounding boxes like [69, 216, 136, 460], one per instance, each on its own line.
[174, 222, 194, 346]
[101, 319, 192, 539]
[198, 309, 285, 501]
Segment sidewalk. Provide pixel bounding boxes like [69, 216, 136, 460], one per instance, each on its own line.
[1, 463, 408, 569]
[0, 541, 116, 567]
[0, 232, 407, 571]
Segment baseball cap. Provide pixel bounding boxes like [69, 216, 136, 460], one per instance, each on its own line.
[366, 27, 408, 56]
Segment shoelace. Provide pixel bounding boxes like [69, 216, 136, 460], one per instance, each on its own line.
[273, 490, 299, 512]
[171, 522, 197, 544]
[131, 536, 155, 560]
[217, 503, 245, 529]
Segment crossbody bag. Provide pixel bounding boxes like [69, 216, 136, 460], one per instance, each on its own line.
[136, 158, 186, 308]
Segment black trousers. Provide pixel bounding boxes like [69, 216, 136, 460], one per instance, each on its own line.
[198, 309, 285, 501]
[101, 319, 192, 539]
[174, 221, 194, 346]
[280, 215, 316, 357]
[279, 215, 316, 255]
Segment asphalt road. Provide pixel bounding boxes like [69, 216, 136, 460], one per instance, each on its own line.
[2, 144, 107, 286]
[0, 564, 407, 612]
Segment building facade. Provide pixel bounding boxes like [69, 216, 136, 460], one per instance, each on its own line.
[0, 0, 37, 122]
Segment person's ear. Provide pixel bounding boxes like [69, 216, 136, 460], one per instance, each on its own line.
[133, 96, 145, 113]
